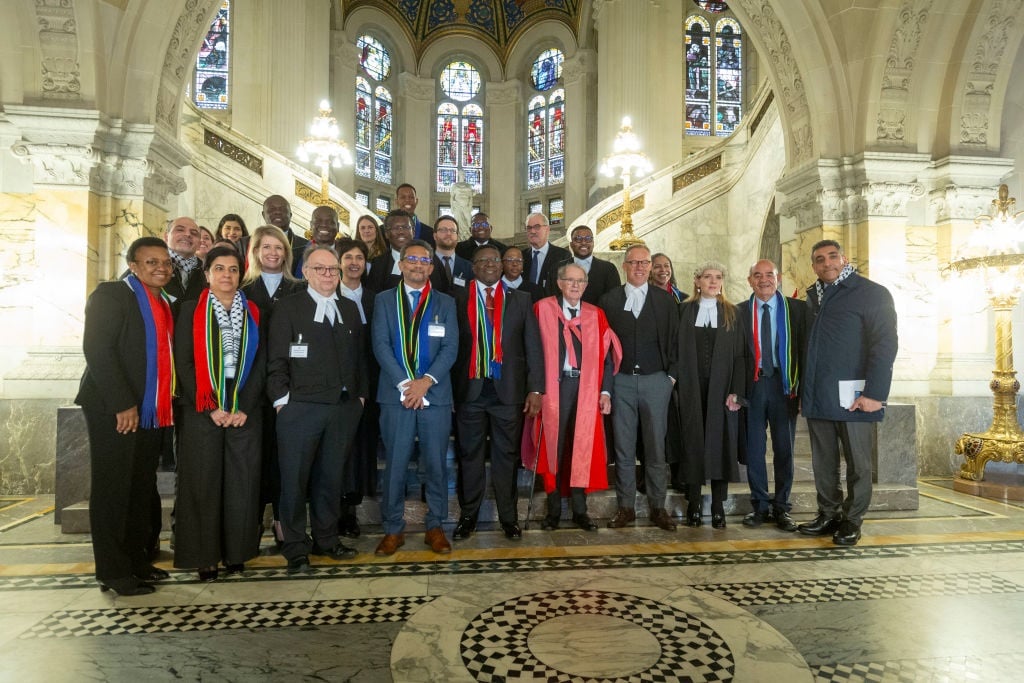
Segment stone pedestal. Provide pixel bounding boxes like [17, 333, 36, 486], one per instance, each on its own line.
[54, 406, 89, 524]
[953, 461, 1024, 502]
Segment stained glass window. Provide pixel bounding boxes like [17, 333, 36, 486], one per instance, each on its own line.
[528, 201, 543, 216]
[436, 61, 484, 193]
[194, 0, 230, 110]
[549, 198, 564, 226]
[375, 196, 390, 218]
[527, 95, 546, 189]
[532, 49, 563, 92]
[354, 36, 393, 183]
[685, 12, 742, 137]
[355, 191, 370, 207]
[547, 90, 565, 185]
[695, 0, 729, 12]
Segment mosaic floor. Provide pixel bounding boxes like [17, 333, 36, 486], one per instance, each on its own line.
[2, 480, 1024, 682]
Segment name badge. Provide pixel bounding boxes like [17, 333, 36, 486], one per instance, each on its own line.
[453, 276, 466, 288]
[428, 324, 446, 338]
[290, 333, 308, 358]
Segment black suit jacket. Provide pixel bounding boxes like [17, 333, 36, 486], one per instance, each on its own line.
[174, 298, 266, 414]
[366, 250, 467, 296]
[163, 265, 206, 307]
[455, 238, 507, 260]
[598, 285, 679, 379]
[737, 296, 809, 401]
[452, 284, 545, 405]
[266, 291, 367, 404]
[578, 257, 621, 305]
[522, 243, 572, 296]
[75, 281, 152, 415]
[242, 276, 305, 316]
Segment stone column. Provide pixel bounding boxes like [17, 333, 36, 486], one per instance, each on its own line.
[396, 73, 435, 208]
[485, 79, 522, 240]
[562, 51, 596, 224]
[330, 30, 361, 200]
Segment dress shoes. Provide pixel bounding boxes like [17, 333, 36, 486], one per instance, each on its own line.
[572, 514, 598, 532]
[650, 508, 677, 531]
[452, 516, 477, 540]
[99, 576, 155, 596]
[685, 505, 703, 528]
[198, 567, 219, 582]
[607, 508, 636, 528]
[286, 555, 311, 574]
[134, 565, 170, 582]
[375, 533, 405, 556]
[312, 541, 358, 560]
[742, 511, 767, 528]
[711, 513, 727, 529]
[541, 517, 560, 531]
[797, 513, 842, 536]
[774, 511, 798, 532]
[501, 522, 522, 540]
[223, 563, 245, 575]
[832, 519, 862, 546]
[424, 527, 452, 554]
[338, 513, 361, 539]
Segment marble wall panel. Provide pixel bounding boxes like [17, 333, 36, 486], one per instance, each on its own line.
[0, 399, 61, 495]
[54, 406, 88, 522]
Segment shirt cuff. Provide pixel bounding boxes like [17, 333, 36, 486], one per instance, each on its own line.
[424, 373, 438, 385]
[273, 393, 289, 408]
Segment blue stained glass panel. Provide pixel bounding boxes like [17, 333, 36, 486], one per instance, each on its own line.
[357, 35, 391, 81]
[531, 49, 563, 91]
[194, 1, 230, 110]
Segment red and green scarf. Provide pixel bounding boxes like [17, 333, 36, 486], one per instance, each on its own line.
[193, 288, 260, 412]
[467, 280, 505, 380]
[749, 291, 798, 397]
[126, 275, 175, 428]
[393, 281, 434, 380]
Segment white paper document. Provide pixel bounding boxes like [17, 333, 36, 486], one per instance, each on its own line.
[838, 379, 865, 409]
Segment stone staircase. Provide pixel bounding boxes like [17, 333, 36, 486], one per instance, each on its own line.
[58, 406, 918, 533]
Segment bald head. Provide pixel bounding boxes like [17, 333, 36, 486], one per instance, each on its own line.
[166, 217, 200, 257]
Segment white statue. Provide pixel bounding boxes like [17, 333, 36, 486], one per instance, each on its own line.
[450, 171, 476, 241]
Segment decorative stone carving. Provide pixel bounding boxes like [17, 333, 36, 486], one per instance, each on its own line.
[734, 0, 807, 120]
[145, 131, 190, 209]
[877, 108, 907, 141]
[972, 0, 1022, 76]
[332, 32, 362, 71]
[959, 111, 989, 145]
[863, 181, 924, 218]
[158, 0, 220, 131]
[928, 185, 1003, 223]
[399, 72, 435, 101]
[563, 50, 597, 84]
[485, 80, 521, 106]
[877, 1, 929, 145]
[11, 143, 96, 187]
[35, 0, 82, 101]
[791, 124, 813, 163]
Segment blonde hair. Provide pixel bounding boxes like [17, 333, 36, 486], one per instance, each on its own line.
[243, 224, 296, 285]
[688, 260, 736, 330]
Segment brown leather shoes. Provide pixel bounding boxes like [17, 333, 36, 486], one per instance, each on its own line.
[607, 508, 636, 528]
[424, 527, 451, 554]
[650, 508, 677, 531]
[374, 533, 405, 556]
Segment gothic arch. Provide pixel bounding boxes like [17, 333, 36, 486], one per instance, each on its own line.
[343, 6, 417, 79]
[504, 21, 579, 79]
[419, 35, 503, 83]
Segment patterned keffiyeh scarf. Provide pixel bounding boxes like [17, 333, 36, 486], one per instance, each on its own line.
[169, 250, 200, 287]
[193, 288, 260, 413]
[813, 263, 856, 305]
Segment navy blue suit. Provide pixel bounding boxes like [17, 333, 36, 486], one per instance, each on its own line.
[372, 284, 458, 534]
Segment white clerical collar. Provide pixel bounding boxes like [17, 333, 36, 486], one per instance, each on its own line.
[624, 282, 648, 296]
[307, 286, 342, 324]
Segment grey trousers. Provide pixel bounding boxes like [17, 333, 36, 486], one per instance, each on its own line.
[806, 418, 874, 525]
[611, 372, 673, 511]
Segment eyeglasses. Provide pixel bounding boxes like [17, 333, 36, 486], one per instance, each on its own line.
[624, 260, 652, 267]
[308, 265, 341, 277]
[525, 223, 546, 231]
[559, 278, 587, 286]
[471, 222, 491, 229]
[135, 259, 173, 269]
[474, 257, 501, 264]
[502, 257, 523, 264]
[388, 224, 412, 232]
[435, 227, 458, 235]
[571, 235, 594, 243]
[403, 255, 432, 265]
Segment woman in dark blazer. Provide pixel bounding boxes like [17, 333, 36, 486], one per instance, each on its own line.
[676, 261, 745, 529]
[174, 245, 265, 580]
[241, 224, 304, 547]
[76, 236, 176, 596]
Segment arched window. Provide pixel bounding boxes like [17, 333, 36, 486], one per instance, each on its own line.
[194, 0, 231, 110]
[354, 35, 393, 184]
[685, 3, 743, 137]
[526, 49, 565, 189]
[436, 60, 484, 193]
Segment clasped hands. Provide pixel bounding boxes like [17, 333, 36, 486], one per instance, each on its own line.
[210, 408, 247, 428]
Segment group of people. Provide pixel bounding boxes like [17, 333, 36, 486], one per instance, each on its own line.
[76, 183, 898, 598]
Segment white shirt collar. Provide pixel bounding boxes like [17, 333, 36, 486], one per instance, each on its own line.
[502, 275, 522, 288]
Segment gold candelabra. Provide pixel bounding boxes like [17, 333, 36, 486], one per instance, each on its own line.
[600, 116, 651, 251]
[950, 184, 1024, 480]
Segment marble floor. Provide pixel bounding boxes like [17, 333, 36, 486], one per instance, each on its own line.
[1, 480, 1024, 682]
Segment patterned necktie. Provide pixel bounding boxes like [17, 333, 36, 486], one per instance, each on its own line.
[760, 302, 774, 377]
[485, 286, 494, 323]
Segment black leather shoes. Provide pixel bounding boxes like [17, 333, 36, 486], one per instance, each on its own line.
[742, 511, 767, 528]
[501, 522, 522, 540]
[541, 517, 560, 530]
[287, 555, 311, 574]
[312, 542, 358, 560]
[774, 511, 798, 532]
[832, 519, 862, 546]
[711, 513, 727, 529]
[798, 513, 842, 536]
[99, 576, 155, 596]
[452, 516, 476, 540]
[607, 508, 636, 528]
[134, 565, 170, 582]
[572, 514, 598, 532]
[338, 513, 361, 539]
[685, 505, 703, 528]
[198, 567, 219, 582]
[223, 563, 245, 575]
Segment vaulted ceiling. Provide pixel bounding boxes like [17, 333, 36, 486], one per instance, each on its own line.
[343, 0, 583, 59]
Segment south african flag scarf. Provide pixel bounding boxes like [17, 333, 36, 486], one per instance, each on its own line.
[392, 281, 434, 380]
[192, 288, 260, 412]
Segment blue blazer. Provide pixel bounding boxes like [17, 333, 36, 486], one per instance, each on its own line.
[372, 285, 458, 407]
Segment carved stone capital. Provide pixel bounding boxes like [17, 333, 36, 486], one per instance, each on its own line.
[563, 50, 597, 84]
[399, 72, 436, 102]
[145, 130, 190, 209]
[10, 142, 97, 187]
[486, 79, 521, 106]
[862, 181, 924, 217]
[921, 155, 1015, 222]
[332, 31, 362, 71]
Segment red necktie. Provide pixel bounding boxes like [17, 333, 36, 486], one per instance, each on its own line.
[485, 286, 494, 323]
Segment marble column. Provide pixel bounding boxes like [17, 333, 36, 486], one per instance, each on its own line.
[485, 79, 521, 240]
[396, 73, 436, 208]
[329, 29, 360, 209]
[562, 51, 596, 224]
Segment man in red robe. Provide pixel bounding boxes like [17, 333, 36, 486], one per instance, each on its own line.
[524, 263, 621, 531]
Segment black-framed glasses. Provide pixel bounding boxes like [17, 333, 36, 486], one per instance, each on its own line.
[308, 265, 341, 276]
[135, 258, 173, 269]
[571, 235, 594, 243]
[501, 257, 523, 264]
[558, 277, 587, 286]
[471, 222, 491, 229]
[624, 260, 652, 267]
[403, 255, 432, 265]
[474, 257, 501, 264]
[388, 224, 413, 232]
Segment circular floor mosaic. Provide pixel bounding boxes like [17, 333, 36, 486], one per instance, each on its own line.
[461, 589, 735, 681]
